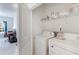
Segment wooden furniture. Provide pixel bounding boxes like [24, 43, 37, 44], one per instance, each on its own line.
[0, 23, 3, 32]
[0, 28, 3, 32]
[7, 31, 17, 43]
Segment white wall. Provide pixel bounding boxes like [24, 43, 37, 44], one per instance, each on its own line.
[43, 15, 79, 34]
[33, 3, 79, 34]
[42, 3, 79, 34]
[19, 4, 32, 55]
[32, 5, 45, 36]
[0, 16, 13, 31]
[32, 4, 47, 55]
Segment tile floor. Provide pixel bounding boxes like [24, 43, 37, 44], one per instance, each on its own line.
[0, 32, 17, 55]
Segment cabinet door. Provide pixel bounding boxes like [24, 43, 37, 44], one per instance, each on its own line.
[35, 36, 47, 55]
[49, 43, 75, 55]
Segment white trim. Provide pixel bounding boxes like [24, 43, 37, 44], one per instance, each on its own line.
[16, 3, 19, 55]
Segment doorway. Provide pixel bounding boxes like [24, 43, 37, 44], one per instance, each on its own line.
[0, 3, 18, 55]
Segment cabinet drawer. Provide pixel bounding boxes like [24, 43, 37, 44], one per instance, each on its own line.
[49, 44, 75, 55]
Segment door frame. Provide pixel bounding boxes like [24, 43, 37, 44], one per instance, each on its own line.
[15, 4, 20, 54]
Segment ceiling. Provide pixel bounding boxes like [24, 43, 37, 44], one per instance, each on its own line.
[26, 3, 79, 10]
[0, 3, 17, 17]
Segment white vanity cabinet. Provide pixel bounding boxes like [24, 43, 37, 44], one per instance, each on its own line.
[49, 38, 75, 55]
[35, 35, 47, 55]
